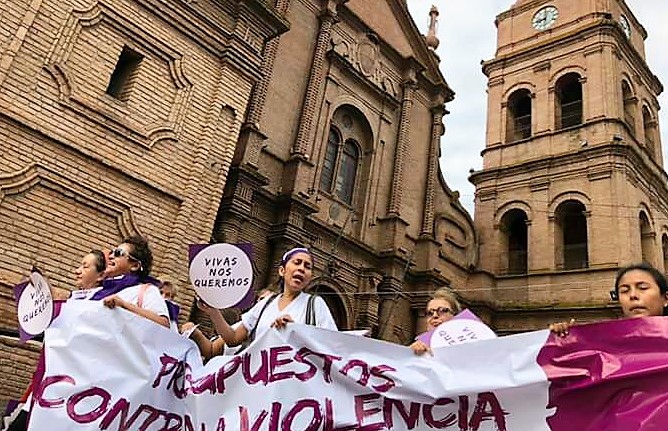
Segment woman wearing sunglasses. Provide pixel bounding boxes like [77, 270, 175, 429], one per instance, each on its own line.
[410, 288, 461, 355]
[88, 236, 169, 328]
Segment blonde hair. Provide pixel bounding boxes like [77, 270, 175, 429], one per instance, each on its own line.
[159, 275, 178, 297]
[430, 288, 461, 315]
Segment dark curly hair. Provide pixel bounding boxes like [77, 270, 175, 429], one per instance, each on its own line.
[123, 236, 152, 280]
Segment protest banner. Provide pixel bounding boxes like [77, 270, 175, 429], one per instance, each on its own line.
[29, 302, 668, 430]
[14, 268, 53, 342]
[188, 243, 254, 308]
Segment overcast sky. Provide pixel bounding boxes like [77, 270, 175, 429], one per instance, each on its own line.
[406, 1, 668, 214]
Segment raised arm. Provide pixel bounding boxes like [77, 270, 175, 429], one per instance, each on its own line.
[198, 300, 249, 346]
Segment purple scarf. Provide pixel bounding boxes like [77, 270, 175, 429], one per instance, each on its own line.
[90, 273, 158, 301]
[166, 300, 180, 323]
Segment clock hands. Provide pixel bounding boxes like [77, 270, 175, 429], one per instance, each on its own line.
[533, 6, 558, 30]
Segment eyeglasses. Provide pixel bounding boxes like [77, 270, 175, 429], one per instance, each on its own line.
[426, 307, 452, 318]
[110, 248, 143, 271]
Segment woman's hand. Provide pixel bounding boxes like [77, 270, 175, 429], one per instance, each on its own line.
[103, 295, 127, 310]
[50, 286, 71, 301]
[409, 340, 432, 356]
[272, 314, 294, 329]
[194, 298, 247, 347]
[549, 318, 575, 337]
[196, 298, 220, 316]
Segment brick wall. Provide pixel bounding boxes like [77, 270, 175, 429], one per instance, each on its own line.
[0, 337, 42, 412]
[0, 0, 283, 405]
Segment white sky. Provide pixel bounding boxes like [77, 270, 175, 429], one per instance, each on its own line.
[407, 1, 668, 214]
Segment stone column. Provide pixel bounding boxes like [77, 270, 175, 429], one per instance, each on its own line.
[420, 102, 445, 237]
[292, 1, 338, 156]
[241, 0, 293, 167]
[388, 69, 418, 216]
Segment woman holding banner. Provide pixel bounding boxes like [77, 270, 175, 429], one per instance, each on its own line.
[198, 247, 337, 351]
[4, 250, 109, 431]
[51, 242, 168, 326]
[73, 236, 170, 328]
[410, 288, 461, 355]
[550, 262, 668, 336]
[4, 241, 169, 431]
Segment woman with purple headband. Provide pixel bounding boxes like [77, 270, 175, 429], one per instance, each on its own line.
[198, 247, 338, 351]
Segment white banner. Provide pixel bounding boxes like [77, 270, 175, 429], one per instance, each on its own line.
[30, 302, 555, 430]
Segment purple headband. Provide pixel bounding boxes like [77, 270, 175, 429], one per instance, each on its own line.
[281, 247, 312, 266]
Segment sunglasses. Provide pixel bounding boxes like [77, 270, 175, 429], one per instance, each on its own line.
[426, 306, 452, 318]
[110, 248, 143, 271]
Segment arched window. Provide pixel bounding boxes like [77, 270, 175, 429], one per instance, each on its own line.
[555, 200, 588, 270]
[334, 140, 359, 204]
[501, 209, 528, 274]
[310, 285, 347, 329]
[319, 107, 371, 206]
[506, 89, 532, 142]
[320, 128, 340, 192]
[640, 212, 655, 264]
[555, 73, 583, 129]
[622, 81, 636, 134]
[643, 106, 656, 156]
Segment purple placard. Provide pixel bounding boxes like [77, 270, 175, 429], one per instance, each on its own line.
[416, 308, 484, 345]
[4, 399, 19, 418]
[188, 243, 209, 263]
[188, 243, 255, 309]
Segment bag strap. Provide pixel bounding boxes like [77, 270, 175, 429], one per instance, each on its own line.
[137, 283, 150, 308]
[305, 294, 317, 326]
[242, 293, 279, 351]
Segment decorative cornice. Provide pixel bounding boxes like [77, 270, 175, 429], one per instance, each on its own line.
[483, 19, 663, 95]
[0, 163, 142, 238]
[43, 3, 194, 149]
[135, 0, 289, 57]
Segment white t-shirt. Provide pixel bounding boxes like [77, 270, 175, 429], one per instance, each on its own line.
[72, 284, 169, 318]
[241, 293, 337, 340]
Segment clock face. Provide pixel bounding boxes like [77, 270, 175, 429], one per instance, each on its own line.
[620, 15, 631, 38]
[532, 6, 559, 31]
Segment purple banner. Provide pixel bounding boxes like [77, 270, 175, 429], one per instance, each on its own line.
[538, 316, 668, 430]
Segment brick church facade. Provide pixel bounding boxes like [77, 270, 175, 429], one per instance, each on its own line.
[0, 0, 664, 408]
[207, 0, 476, 344]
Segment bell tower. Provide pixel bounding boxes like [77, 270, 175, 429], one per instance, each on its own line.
[469, 0, 667, 331]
